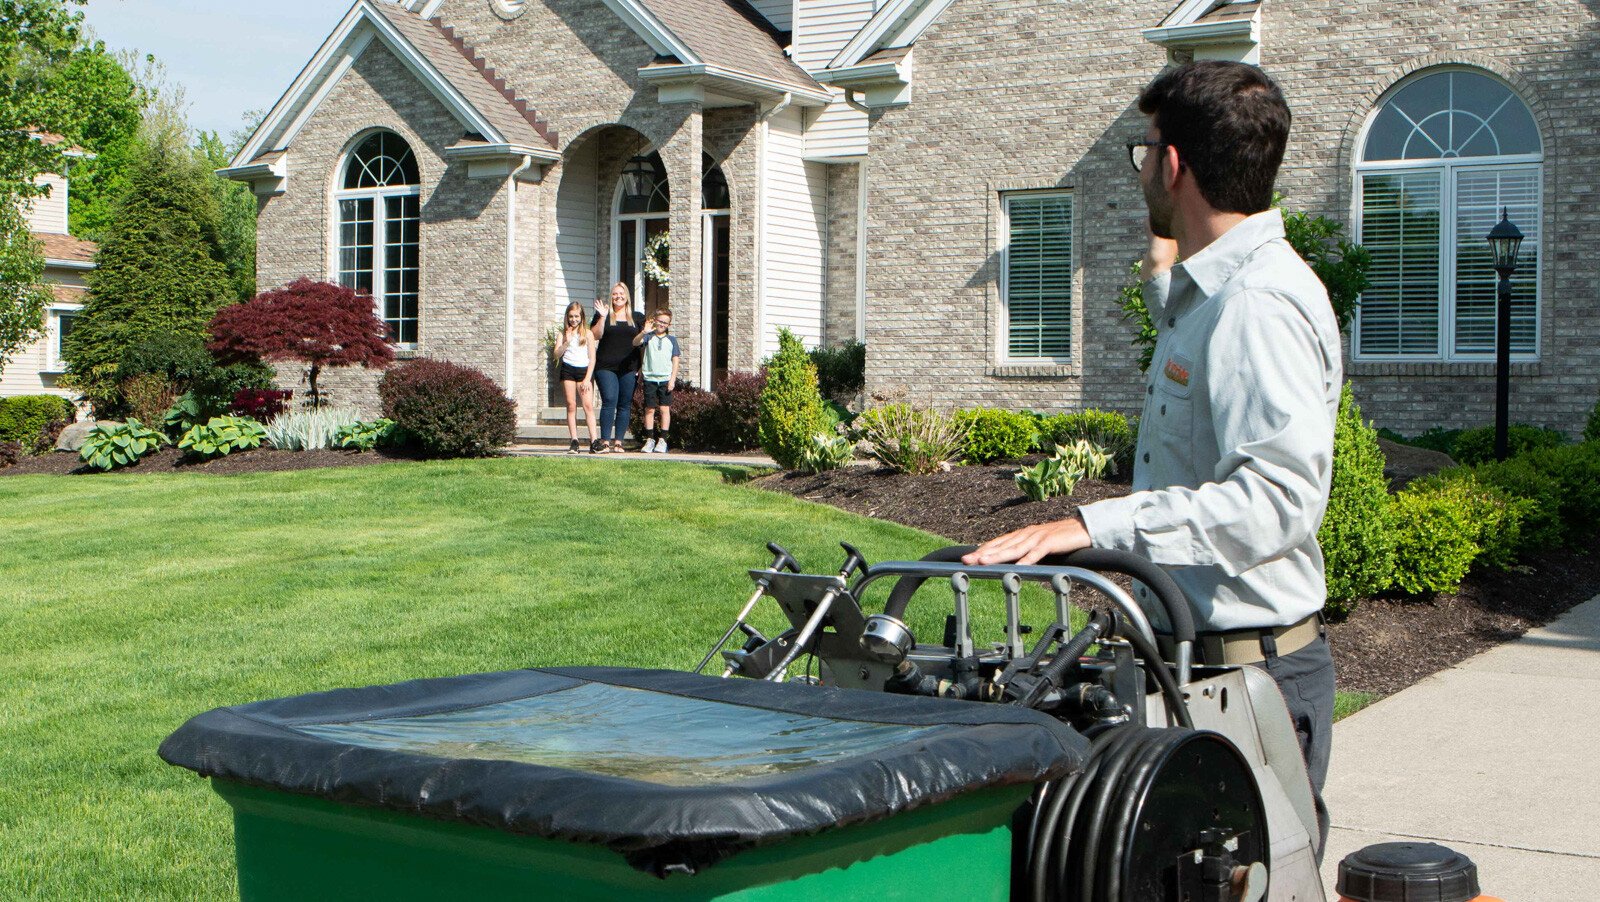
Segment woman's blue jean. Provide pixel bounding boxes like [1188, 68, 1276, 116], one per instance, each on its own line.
[594, 369, 636, 441]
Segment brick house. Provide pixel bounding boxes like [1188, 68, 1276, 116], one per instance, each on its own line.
[229, 0, 1600, 435]
[0, 134, 96, 402]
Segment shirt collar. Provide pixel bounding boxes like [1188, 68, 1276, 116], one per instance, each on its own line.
[1173, 209, 1285, 300]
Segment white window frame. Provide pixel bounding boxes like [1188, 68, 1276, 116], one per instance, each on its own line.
[1352, 69, 1543, 364]
[44, 303, 82, 372]
[608, 162, 669, 314]
[998, 189, 1075, 365]
[331, 133, 422, 349]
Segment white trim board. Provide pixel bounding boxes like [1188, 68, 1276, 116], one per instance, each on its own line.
[829, 0, 957, 70]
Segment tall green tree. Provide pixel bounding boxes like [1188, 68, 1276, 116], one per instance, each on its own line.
[63, 132, 234, 396]
[43, 43, 144, 239]
[198, 128, 257, 300]
[0, 0, 85, 373]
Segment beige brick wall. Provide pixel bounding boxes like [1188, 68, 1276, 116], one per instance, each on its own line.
[863, 0, 1600, 436]
[824, 161, 861, 348]
[255, 40, 508, 417]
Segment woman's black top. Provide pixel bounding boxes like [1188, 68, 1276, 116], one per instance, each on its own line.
[592, 311, 646, 372]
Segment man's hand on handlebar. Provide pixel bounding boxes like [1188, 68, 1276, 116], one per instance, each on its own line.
[962, 514, 1091, 566]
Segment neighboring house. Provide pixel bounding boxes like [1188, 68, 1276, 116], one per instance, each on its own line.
[0, 133, 95, 402]
[230, 0, 1600, 434]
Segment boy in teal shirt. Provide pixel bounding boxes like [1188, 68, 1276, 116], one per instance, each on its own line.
[633, 310, 681, 453]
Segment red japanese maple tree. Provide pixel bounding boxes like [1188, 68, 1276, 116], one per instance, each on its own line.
[207, 279, 395, 408]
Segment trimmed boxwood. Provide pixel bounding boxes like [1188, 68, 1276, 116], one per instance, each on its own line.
[0, 395, 75, 446]
[379, 359, 516, 458]
[955, 408, 1037, 464]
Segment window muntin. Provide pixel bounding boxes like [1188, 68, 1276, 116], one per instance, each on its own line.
[336, 131, 421, 345]
[1001, 192, 1073, 362]
[1355, 69, 1541, 361]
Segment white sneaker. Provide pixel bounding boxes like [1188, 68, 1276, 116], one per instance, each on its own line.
[655, 440, 669, 454]
[641, 438, 657, 454]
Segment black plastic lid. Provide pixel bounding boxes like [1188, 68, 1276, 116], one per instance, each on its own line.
[1336, 842, 1480, 902]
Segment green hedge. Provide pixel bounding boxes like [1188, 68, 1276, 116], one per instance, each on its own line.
[758, 329, 827, 470]
[1318, 387, 1394, 614]
[1449, 423, 1566, 466]
[0, 395, 75, 446]
[955, 408, 1036, 464]
[1037, 409, 1135, 475]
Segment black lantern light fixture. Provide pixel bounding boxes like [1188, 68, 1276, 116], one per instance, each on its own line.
[620, 155, 654, 214]
[1485, 208, 1524, 461]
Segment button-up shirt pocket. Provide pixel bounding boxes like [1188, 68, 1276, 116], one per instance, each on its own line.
[1154, 350, 1195, 447]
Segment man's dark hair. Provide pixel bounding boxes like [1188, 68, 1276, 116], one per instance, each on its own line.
[1137, 61, 1290, 214]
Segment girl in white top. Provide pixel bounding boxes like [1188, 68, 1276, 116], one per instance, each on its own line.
[553, 301, 598, 453]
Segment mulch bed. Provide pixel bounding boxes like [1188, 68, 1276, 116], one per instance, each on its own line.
[0, 446, 423, 477]
[758, 462, 1600, 696]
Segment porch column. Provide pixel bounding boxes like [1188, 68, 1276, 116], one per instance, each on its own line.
[658, 107, 703, 387]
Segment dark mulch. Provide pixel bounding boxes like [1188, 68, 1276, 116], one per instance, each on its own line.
[0, 446, 424, 477]
[757, 462, 1600, 697]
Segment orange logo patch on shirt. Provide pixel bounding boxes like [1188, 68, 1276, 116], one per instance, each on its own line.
[1163, 359, 1190, 387]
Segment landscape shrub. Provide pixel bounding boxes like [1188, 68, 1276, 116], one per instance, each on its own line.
[797, 433, 855, 474]
[855, 403, 967, 475]
[331, 419, 396, 452]
[120, 373, 178, 427]
[232, 388, 293, 421]
[117, 333, 276, 419]
[26, 418, 69, 456]
[1585, 395, 1600, 443]
[1053, 439, 1111, 482]
[178, 416, 266, 460]
[380, 358, 516, 458]
[0, 395, 76, 446]
[808, 340, 865, 402]
[79, 419, 166, 471]
[1016, 456, 1080, 501]
[1039, 409, 1135, 475]
[759, 329, 828, 469]
[1467, 456, 1565, 552]
[1388, 484, 1480, 596]
[0, 441, 19, 469]
[1450, 423, 1566, 466]
[1318, 386, 1395, 615]
[955, 408, 1037, 464]
[263, 407, 360, 452]
[1406, 471, 1531, 572]
[1520, 443, 1600, 539]
[712, 371, 766, 451]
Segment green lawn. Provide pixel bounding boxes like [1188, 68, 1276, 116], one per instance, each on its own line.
[0, 457, 1377, 899]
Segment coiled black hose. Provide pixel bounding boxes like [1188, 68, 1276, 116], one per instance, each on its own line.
[1025, 726, 1202, 902]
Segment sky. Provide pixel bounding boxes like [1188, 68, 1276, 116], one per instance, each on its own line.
[80, 0, 355, 142]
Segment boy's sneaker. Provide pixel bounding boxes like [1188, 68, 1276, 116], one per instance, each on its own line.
[655, 440, 669, 454]
[642, 438, 658, 454]
[567, 440, 580, 454]
[593, 440, 608, 454]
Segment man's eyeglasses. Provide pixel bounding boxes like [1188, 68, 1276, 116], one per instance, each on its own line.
[1127, 141, 1168, 173]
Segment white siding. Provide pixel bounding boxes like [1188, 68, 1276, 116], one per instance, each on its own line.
[792, 0, 875, 158]
[24, 174, 69, 235]
[0, 276, 83, 402]
[762, 107, 826, 356]
[553, 141, 599, 316]
[747, 0, 793, 33]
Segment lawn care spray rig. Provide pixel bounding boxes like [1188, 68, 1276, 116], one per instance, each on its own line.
[161, 541, 1349, 902]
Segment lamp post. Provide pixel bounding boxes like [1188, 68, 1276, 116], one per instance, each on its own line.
[1486, 208, 1524, 462]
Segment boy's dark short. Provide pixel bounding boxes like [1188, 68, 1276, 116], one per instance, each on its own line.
[643, 379, 672, 407]
[559, 363, 588, 382]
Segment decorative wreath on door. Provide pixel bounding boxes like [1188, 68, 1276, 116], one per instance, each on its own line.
[643, 229, 672, 288]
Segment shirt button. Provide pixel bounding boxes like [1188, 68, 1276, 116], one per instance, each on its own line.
[1167, 317, 1175, 327]
[1143, 452, 1150, 463]
[1147, 385, 1154, 396]
[1160, 404, 1167, 416]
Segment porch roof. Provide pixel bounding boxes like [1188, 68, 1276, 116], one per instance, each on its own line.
[631, 0, 824, 97]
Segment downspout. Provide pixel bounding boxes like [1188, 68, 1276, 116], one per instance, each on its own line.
[505, 154, 533, 407]
[842, 88, 871, 116]
[755, 92, 793, 363]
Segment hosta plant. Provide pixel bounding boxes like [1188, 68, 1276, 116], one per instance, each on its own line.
[332, 418, 397, 452]
[1053, 439, 1111, 482]
[178, 416, 267, 460]
[1016, 455, 1084, 502]
[80, 419, 167, 471]
[797, 432, 854, 474]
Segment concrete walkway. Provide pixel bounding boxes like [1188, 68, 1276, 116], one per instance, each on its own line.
[1320, 595, 1600, 900]
[504, 443, 777, 468]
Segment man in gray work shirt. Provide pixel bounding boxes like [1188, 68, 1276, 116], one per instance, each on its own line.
[966, 61, 1341, 839]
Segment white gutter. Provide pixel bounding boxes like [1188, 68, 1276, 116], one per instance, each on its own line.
[505, 155, 533, 399]
[754, 93, 794, 363]
[444, 142, 562, 163]
[1142, 18, 1257, 48]
[44, 258, 94, 271]
[637, 64, 832, 106]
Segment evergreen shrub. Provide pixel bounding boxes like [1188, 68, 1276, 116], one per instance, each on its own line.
[1585, 395, 1600, 443]
[758, 329, 827, 469]
[955, 408, 1037, 464]
[0, 395, 76, 446]
[1520, 443, 1600, 539]
[808, 341, 865, 401]
[1318, 386, 1395, 615]
[1405, 472, 1531, 572]
[1450, 423, 1566, 466]
[1467, 456, 1565, 552]
[121, 374, 177, 426]
[1388, 485, 1480, 596]
[380, 359, 516, 458]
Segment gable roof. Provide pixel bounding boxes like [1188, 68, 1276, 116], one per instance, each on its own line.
[629, 0, 823, 96]
[229, 0, 557, 172]
[828, 0, 958, 70]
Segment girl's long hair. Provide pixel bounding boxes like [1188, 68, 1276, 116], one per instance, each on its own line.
[608, 281, 632, 325]
[563, 301, 590, 345]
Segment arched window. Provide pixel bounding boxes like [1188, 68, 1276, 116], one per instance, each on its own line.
[337, 131, 421, 345]
[1355, 69, 1541, 360]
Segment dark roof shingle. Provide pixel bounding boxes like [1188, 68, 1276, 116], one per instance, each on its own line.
[35, 232, 96, 266]
[636, 0, 823, 94]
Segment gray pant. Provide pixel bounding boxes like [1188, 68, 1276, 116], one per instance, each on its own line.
[1250, 634, 1335, 857]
